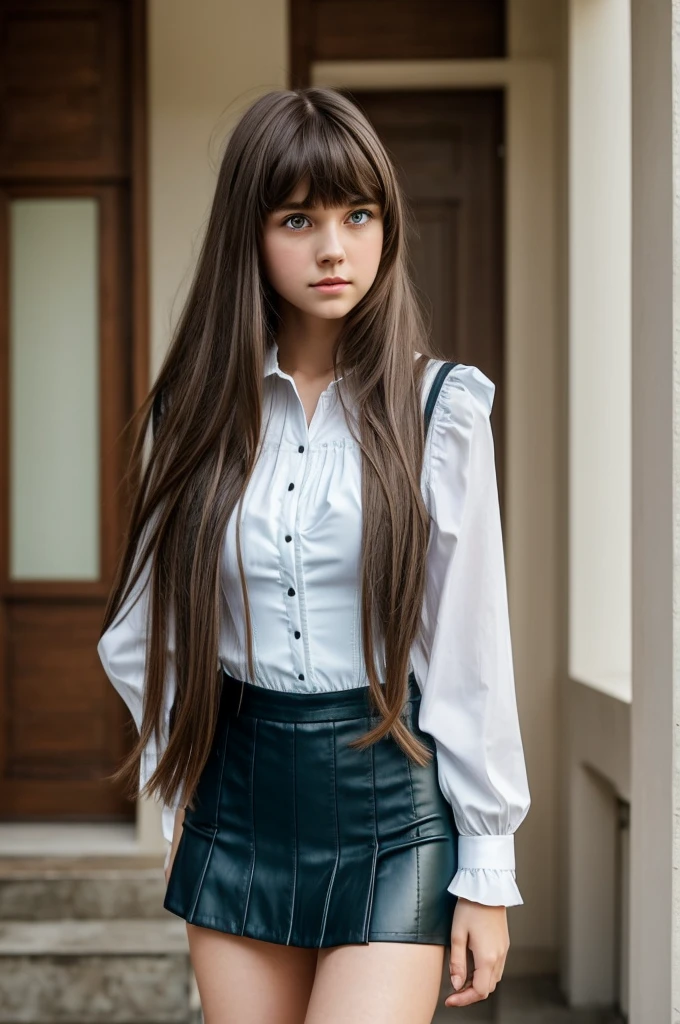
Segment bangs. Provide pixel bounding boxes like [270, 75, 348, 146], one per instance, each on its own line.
[261, 111, 385, 213]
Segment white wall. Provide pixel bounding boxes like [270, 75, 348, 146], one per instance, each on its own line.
[568, 0, 631, 702]
[562, 0, 633, 1009]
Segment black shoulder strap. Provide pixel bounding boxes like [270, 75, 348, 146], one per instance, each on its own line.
[424, 361, 459, 437]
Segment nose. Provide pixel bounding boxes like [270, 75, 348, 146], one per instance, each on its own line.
[316, 222, 346, 267]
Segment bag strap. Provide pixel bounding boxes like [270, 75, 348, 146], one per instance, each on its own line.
[424, 360, 459, 437]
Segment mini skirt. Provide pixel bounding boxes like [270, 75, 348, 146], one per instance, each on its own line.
[163, 668, 459, 949]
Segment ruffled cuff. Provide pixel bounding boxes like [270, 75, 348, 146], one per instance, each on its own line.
[447, 834, 524, 906]
[448, 868, 524, 906]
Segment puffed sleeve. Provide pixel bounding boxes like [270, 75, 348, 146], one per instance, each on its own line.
[97, 523, 183, 852]
[410, 362, 531, 907]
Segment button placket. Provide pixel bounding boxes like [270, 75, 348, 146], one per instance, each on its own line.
[282, 432, 309, 684]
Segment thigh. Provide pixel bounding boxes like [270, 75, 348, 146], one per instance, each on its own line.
[305, 941, 446, 1024]
[186, 922, 318, 1024]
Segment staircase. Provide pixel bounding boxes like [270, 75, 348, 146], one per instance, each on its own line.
[0, 855, 199, 1024]
[0, 855, 625, 1024]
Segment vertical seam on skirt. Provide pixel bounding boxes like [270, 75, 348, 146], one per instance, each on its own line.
[318, 721, 340, 947]
[240, 717, 258, 935]
[212, 717, 230, 830]
[362, 739, 379, 941]
[406, 756, 421, 940]
[185, 718, 230, 922]
[286, 722, 298, 945]
[187, 828, 217, 922]
[406, 757, 420, 837]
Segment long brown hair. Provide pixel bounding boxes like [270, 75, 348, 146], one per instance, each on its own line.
[100, 87, 442, 814]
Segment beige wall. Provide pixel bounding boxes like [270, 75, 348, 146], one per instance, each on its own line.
[148, 0, 288, 375]
[629, 0, 680, 1018]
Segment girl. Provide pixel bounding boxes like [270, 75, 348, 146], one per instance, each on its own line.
[97, 87, 531, 1024]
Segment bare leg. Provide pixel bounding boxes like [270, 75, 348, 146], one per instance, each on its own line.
[186, 923, 318, 1024]
[304, 941, 447, 1024]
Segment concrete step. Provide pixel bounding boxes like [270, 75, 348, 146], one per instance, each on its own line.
[0, 918, 193, 1024]
[0, 857, 167, 921]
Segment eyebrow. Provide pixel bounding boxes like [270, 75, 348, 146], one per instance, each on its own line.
[272, 196, 381, 213]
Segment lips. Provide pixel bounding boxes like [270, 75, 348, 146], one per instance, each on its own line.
[312, 277, 349, 286]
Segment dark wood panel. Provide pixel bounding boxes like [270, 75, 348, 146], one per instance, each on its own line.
[349, 89, 507, 513]
[315, 0, 506, 60]
[290, 0, 507, 86]
[0, 0, 130, 180]
[408, 202, 460, 355]
[1, 602, 130, 815]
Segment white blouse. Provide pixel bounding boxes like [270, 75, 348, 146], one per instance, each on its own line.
[97, 341, 531, 907]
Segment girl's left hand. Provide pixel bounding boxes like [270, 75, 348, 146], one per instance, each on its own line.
[444, 896, 509, 1008]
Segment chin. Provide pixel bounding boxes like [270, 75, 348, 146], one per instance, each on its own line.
[314, 306, 354, 320]
[299, 299, 356, 319]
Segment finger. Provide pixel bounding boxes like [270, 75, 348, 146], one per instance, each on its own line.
[444, 985, 486, 1008]
[448, 933, 469, 993]
[445, 957, 493, 1009]
[471, 962, 494, 1001]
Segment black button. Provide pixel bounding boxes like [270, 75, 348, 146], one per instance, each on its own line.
[288, 482, 294, 491]
[298, 445, 305, 453]
[288, 587, 295, 596]
[294, 630, 301, 639]
[298, 673, 305, 680]
[285, 535, 292, 542]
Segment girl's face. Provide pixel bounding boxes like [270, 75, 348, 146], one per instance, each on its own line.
[260, 180, 384, 321]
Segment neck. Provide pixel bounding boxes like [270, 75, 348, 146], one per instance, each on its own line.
[275, 300, 343, 378]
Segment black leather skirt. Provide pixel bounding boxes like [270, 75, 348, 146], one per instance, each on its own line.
[163, 669, 459, 948]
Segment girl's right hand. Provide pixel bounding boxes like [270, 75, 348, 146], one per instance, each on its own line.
[164, 806, 186, 885]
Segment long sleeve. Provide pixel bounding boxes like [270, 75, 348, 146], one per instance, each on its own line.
[97, 525, 182, 848]
[411, 363, 531, 907]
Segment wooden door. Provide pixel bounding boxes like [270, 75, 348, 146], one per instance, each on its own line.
[349, 89, 507, 509]
[0, 0, 147, 828]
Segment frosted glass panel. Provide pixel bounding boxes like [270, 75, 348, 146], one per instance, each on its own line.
[10, 198, 100, 580]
